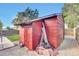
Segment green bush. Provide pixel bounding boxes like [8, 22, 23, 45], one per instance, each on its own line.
[7, 34, 20, 42]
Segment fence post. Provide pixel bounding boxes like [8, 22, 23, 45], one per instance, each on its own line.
[74, 27, 76, 39]
[0, 30, 3, 49]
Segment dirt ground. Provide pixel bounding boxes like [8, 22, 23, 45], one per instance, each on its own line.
[0, 36, 79, 56]
[58, 36, 79, 56]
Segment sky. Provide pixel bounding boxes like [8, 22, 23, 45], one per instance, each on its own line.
[0, 3, 64, 28]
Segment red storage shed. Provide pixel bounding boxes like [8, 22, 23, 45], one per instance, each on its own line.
[17, 14, 64, 50]
[19, 20, 43, 50]
[43, 15, 64, 49]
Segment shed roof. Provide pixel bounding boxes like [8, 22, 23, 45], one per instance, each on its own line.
[15, 13, 63, 25]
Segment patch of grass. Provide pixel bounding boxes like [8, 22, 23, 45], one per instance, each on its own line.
[7, 34, 20, 42]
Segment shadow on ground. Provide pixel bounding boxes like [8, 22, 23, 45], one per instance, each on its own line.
[58, 36, 79, 50]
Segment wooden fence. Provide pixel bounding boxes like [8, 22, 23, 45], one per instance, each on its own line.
[65, 29, 74, 36]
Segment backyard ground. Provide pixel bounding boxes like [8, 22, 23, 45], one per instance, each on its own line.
[0, 36, 79, 56]
[7, 34, 20, 42]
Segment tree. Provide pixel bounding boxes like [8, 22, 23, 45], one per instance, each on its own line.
[0, 20, 3, 30]
[62, 3, 79, 28]
[13, 7, 39, 25]
[0, 20, 3, 48]
[6, 26, 10, 30]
